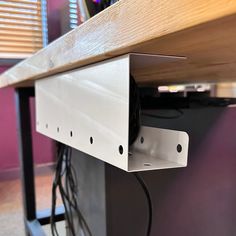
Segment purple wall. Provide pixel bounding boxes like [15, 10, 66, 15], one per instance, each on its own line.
[0, 84, 18, 169]
[0, 66, 55, 170]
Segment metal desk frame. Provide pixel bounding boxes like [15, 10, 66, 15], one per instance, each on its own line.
[15, 87, 64, 236]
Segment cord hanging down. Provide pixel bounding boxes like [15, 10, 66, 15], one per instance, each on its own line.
[133, 173, 153, 236]
[51, 143, 92, 236]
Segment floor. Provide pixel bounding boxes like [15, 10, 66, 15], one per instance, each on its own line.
[0, 171, 65, 236]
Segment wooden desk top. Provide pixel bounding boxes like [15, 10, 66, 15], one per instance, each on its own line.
[1, 0, 236, 87]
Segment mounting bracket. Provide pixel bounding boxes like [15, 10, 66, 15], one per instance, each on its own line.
[35, 53, 189, 172]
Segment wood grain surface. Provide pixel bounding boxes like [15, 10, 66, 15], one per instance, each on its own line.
[1, 0, 236, 87]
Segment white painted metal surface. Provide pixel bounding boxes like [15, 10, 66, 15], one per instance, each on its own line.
[36, 53, 189, 172]
[129, 126, 188, 172]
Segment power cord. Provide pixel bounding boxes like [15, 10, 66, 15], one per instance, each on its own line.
[51, 143, 92, 236]
[133, 173, 152, 236]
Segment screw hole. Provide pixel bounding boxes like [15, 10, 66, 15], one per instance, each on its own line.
[70, 131, 73, 137]
[46, 124, 48, 129]
[177, 144, 182, 153]
[90, 137, 93, 144]
[144, 163, 151, 166]
[119, 145, 123, 155]
[140, 137, 144, 144]
[57, 127, 59, 133]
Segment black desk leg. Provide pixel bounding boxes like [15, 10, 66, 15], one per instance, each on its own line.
[15, 88, 38, 235]
[15, 87, 64, 236]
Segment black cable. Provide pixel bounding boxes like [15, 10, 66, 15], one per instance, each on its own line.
[51, 144, 64, 236]
[64, 147, 92, 236]
[59, 147, 77, 236]
[51, 144, 75, 236]
[51, 144, 92, 236]
[133, 173, 152, 236]
[62, 147, 92, 236]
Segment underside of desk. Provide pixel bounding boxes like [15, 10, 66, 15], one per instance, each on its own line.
[1, 0, 236, 87]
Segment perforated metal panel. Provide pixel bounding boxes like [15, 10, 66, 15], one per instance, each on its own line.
[36, 53, 189, 171]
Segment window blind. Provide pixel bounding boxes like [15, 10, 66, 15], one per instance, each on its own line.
[0, 0, 46, 59]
